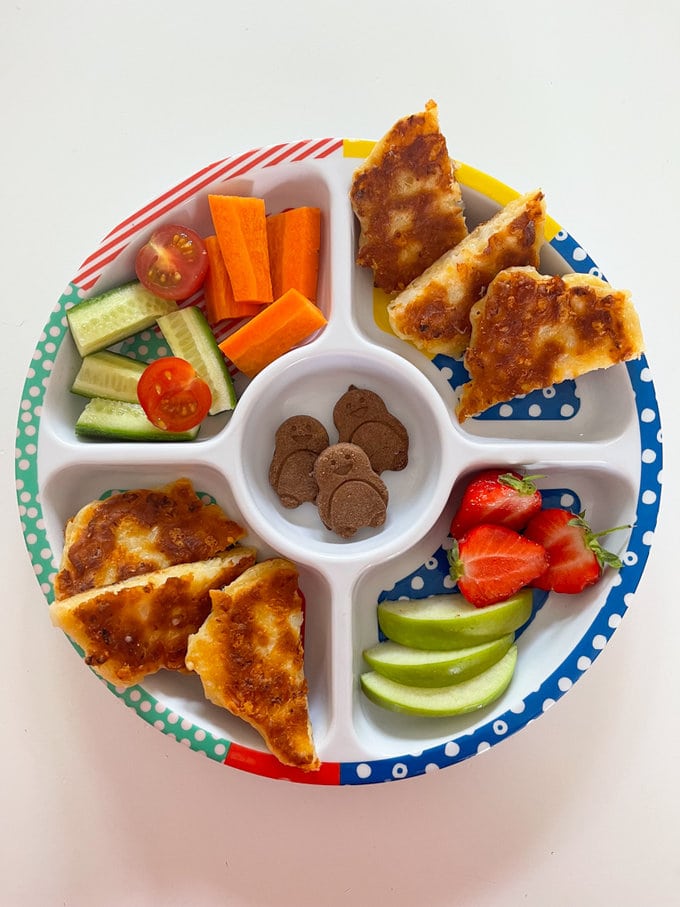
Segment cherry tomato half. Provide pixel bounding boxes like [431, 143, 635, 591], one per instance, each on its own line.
[137, 357, 212, 432]
[135, 224, 209, 301]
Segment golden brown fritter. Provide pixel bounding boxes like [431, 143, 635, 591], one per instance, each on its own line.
[350, 100, 468, 293]
[50, 547, 258, 686]
[387, 190, 546, 358]
[186, 559, 319, 772]
[54, 478, 245, 600]
[456, 267, 645, 421]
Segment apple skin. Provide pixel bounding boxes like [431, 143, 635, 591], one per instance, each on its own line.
[362, 634, 513, 687]
[360, 646, 517, 717]
[377, 589, 533, 651]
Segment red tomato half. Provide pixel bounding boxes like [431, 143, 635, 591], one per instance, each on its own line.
[135, 224, 209, 300]
[137, 357, 212, 432]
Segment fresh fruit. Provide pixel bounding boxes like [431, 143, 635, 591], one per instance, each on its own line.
[136, 356, 212, 432]
[362, 634, 514, 687]
[524, 508, 626, 593]
[448, 524, 548, 607]
[135, 224, 209, 301]
[450, 469, 544, 538]
[377, 590, 533, 650]
[360, 646, 518, 716]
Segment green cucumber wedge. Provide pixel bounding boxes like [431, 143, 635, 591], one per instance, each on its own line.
[360, 645, 518, 716]
[70, 350, 146, 403]
[67, 281, 177, 357]
[75, 398, 199, 441]
[362, 634, 514, 687]
[157, 307, 236, 414]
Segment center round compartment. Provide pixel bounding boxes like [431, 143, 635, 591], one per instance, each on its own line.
[230, 345, 456, 566]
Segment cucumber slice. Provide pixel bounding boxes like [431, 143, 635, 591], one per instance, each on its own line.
[157, 307, 236, 414]
[67, 281, 178, 357]
[71, 350, 146, 403]
[75, 398, 199, 441]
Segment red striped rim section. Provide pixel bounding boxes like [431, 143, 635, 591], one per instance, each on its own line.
[224, 743, 341, 784]
[72, 138, 344, 292]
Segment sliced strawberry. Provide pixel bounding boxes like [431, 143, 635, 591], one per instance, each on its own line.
[450, 469, 544, 539]
[448, 523, 549, 608]
[524, 509, 626, 594]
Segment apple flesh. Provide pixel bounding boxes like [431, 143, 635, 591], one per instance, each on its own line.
[362, 634, 513, 687]
[360, 646, 518, 717]
[377, 589, 532, 651]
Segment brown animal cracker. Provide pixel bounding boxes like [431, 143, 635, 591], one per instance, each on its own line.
[313, 442, 388, 539]
[269, 415, 330, 508]
[333, 385, 409, 473]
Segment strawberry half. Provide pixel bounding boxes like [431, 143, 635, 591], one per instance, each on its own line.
[448, 523, 549, 608]
[524, 509, 626, 594]
[449, 470, 544, 539]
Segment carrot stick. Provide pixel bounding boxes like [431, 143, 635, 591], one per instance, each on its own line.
[203, 235, 262, 322]
[208, 195, 273, 303]
[218, 288, 327, 378]
[266, 207, 321, 301]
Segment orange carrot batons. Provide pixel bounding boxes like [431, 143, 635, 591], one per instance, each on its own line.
[266, 207, 321, 301]
[207, 195, 273, 303]
[203, 235, 262, 322]
[218, 288, 327, 379]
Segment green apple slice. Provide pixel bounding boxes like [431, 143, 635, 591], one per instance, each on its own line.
[361, 646, 517, 716]
[377, 589, 532, 651]
[362, 634, 513, 687]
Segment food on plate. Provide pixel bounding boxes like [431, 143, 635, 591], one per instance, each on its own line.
[54, 478, 245, 600]
[449, 470, 544, 539]
[203, 234, 262, 322]
[362, 633, 514, 687]
[313, 442, 388, 539]
[136, 356, 213, 432]
[50, 546, 257, 686]
[70, 350, 146, 404]
[350, 99, 468, 293]
[361, 646, 517, 717]
[387, 189, 546, 358]
[269, 415, 330, 508]
[524, 508, 626, 594]
[208, 195, 273, 304]
[75, 398, 202, 442]
[134, 224, 209, 301]
[332, 385, 409, 474]
[456, 266, 645, 421]
[218, 287, 327, 378]
[156, 307, 236, 414]
[66, 281, 177, 358]
[186, 558, 319, 772]
[377, 590, 532, 650]
[266, 206, 321, 302]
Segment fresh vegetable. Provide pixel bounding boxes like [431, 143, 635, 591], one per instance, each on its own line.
[70, 350, 146, 403]
[448, 524, 549, 608]
[136, 356, 212, 432]
[266, 206, 321, 301]
[66, 281, 177, 357]
[362, 634, 514, 687]
[218, 287, 327, 378]
[203, 235, 262, 323]
[377, 590, 533, 650]
[524, 509, 626, 594]
[75, 397, 200, 441]
[156, 307, 236, 414]
[360, 646, 518, 717]
[208, 195, 273, 303]
[135, 224, 209, 301]
[450, 470, 544, 539]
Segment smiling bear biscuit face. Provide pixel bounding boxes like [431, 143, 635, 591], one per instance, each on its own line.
[313, 442, 388, 539]
[269, 415, 330, 508]
[332, 385, 409, 474]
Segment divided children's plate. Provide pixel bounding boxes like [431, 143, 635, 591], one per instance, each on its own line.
[15, 138, 663, 784]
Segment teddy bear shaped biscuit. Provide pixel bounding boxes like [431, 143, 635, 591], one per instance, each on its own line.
[313, 442, 388, 539]
[332, 385, 409, 474]
[269, 415, 330, 508]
